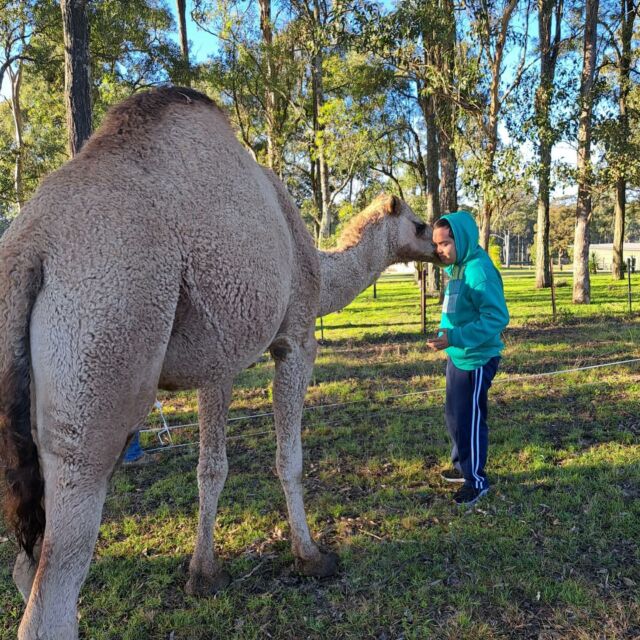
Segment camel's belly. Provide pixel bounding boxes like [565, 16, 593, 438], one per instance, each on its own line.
[158, 279, 288, 390]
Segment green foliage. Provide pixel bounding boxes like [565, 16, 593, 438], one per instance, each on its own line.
[488, 239, 502, 268]
[0, 0, 181, 214]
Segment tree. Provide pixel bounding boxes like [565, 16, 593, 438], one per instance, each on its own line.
[534, 0, 563, 288]
[60, 0, 91, 156]
[176, 0, 190, 84]
[464, 0, 530, 249]
[573, 0, 599, 304]
[0, 1, 39, 213]
[0, 0, 181, 217]
[609, 0, 636, 279]
[549, 202, 575, 267]
[437, 0, 458, 215]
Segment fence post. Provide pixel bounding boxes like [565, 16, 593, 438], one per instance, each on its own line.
[550, 260, 557, 323]
[628, 258, 633, 315]
[420, 263, 427, 335]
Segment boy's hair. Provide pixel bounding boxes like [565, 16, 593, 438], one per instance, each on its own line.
[434, 218, 454, 238]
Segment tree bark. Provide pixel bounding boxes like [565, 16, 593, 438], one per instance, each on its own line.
[423, 94, 441, 292]
[309, 0, 332, 241]
[572, 0, 599, 304]
[479, 202, 492, 250]
[477, 0, 518, 250]
[534, 0, 562, 288]
[176, 0, 190, 85]
[612, 178, 625, 278]
[60, 0, 92, 157]
[9, 62, 24, 211]
[439, 137, 457, 214]
[611, 0, 634, 280]
[437, 0, 458, 215]
[259, 0, 281, 175]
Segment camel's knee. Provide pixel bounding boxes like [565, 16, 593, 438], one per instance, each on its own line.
[13, 544, 40, 603]
[198, 454, 229, 490]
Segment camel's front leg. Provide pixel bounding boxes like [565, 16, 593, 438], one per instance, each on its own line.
[186, 382, 233, 595]
[272, 334, 338, 577]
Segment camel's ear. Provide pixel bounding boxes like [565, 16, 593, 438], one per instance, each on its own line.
[389, 194, 401, 216]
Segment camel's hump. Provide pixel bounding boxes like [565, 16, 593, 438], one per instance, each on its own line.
[82, 86, 221, 155]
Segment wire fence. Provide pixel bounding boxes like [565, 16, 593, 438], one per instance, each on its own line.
[139, 356, 640, 455]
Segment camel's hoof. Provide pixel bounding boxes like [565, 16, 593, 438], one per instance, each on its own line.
[295, 551, 339, 578]
[185, 568, 232, 596]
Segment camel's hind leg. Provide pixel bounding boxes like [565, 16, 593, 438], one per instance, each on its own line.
[186, 381, 233, 595]
[17, 428, 125, 640]
[272, 331, 338, 577]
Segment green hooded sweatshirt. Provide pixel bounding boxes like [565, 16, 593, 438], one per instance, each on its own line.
[439, 211, 509, 370]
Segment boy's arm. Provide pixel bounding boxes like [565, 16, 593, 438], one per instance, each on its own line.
[446, 278, 509, 349]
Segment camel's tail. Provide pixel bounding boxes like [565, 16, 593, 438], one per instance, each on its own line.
[0, 230, 44, 559]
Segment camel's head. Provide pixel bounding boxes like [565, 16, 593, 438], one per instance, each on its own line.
[336, 194, 438, 263]
[373, 194, 437, 264]
[390, 197, 438, 263]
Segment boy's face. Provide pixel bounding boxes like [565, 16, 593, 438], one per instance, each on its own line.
[433, 226, 457, 265]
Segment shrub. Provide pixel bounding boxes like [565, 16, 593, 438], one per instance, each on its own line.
[488, 240, 502, 269]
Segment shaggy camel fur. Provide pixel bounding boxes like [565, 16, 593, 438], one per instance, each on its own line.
[0, 86, 437, 640]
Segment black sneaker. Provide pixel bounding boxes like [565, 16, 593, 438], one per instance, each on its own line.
[440, 468, 465, 483]
[453, 484, 488, 506]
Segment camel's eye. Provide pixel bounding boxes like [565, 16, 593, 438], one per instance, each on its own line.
[414, 222, 427, 237]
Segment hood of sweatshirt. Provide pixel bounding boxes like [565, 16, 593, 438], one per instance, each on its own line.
[440, 210, 480, 267]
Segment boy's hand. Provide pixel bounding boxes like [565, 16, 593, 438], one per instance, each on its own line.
[426, 328, 449, 351]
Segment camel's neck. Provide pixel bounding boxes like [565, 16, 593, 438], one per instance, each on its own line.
[317, 222, 393, 317]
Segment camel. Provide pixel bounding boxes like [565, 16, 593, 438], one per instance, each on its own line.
[0, 86, 437, 640]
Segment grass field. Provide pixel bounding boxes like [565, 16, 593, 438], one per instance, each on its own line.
[1, 269, 639, 639]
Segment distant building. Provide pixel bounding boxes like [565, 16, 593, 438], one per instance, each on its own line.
[589, 243, 640, 271]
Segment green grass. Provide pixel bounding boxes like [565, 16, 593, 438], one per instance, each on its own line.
[1, 270, 639, 639]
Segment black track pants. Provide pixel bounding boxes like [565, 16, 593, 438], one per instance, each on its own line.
[445, 356, 500, 490]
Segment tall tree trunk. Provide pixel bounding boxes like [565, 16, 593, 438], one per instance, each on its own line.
[422, 93, 441, 292]
[535, 0, 562, 288]
[259, 0, 280, 175]
[176, 0, 190, 85]
[312, 54, 331, 238]
[437, 0, 458, 215]
[572, 0, 598, 304]
[309, 0, 332, 241]
[439, 143, 457, 213]
[534, 160, 551, 287]
[611, 0, 634, 280]
[477, 0, 518, 250]
[9, 63, 24, 211]
[318, 144, 331, 239]
[60, 0, 92, 157]
[479, 66, 500, 250]
[480, 200, 492, 249]
[612, 178, 625, 278]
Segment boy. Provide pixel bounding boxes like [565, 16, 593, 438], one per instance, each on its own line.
[427, 211, 509, 506]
